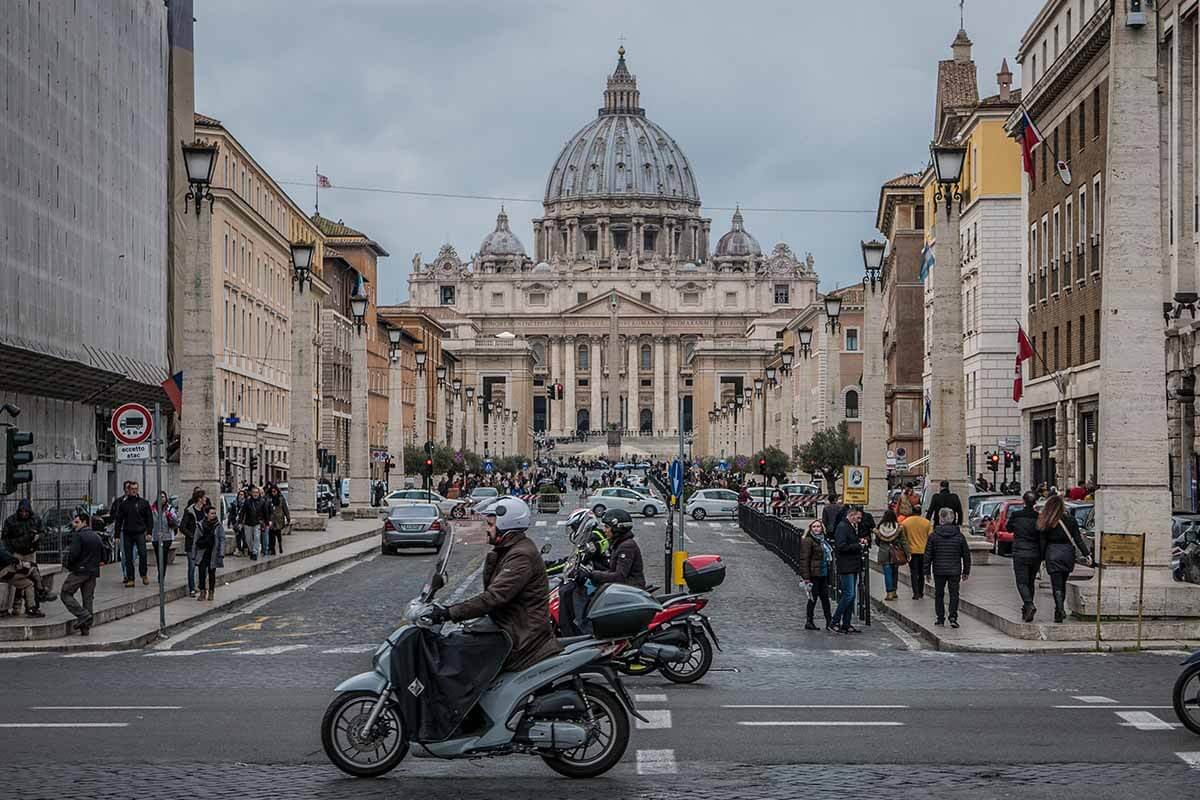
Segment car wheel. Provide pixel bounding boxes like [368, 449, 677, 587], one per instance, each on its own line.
[451, 505, 466, 519]
[381, 544, 392, 556]
[592, 504, 606, 516]
[642, 505, 657, 518]
[692, 508, 707, 521]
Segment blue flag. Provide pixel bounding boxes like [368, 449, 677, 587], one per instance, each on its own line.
[919, 242, 935, 281]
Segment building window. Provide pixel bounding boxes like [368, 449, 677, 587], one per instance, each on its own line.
[579, 378, 589, 387]
[577, 292, 588, 304]
[774, 284, 790, 304]
[613, 230, 628, 253]
[1093, 308, 1100, 361]
[640, 291, 652, 303]
[529, 292, 547, 306]
[683, 291, 700, 306]
[585, 230, 598, 252]
[491, 292, 504, 307]
[440, 285, 455, 305]
[641, 379, 652, 387]
[724, 291, 737, 307]
[1066, 320, 1073, 368]
[1079, 314, 1087, 365]
[578, 344, 589, 370]
[844, 328, 859, 352]
[640, 344, 652, 370]
[1064, 199, 1073, 284]
[643, 229, 657, 252]
[1053, 326, 1060, 370]
[1092, 85, 1101, 137]
[1079, 100, 1086, 150]
[844, 390, 859, 419]
[1092, 175, 1103, 272]
[1051, 207, 1060, 293]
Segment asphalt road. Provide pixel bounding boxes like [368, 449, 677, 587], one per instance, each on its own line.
[2, 476, 1199, 798]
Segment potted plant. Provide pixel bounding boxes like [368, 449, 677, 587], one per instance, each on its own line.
[536, 482, 561, 514]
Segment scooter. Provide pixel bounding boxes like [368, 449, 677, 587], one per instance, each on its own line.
[321, 534, 656, 779]
[1173, 649, 1200, 735]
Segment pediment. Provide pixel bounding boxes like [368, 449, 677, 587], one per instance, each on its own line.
[561, 289, 666, 316]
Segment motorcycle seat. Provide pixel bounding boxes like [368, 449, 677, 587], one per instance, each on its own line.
[557, 635, 591, 646]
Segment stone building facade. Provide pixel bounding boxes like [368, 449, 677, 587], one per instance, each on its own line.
[403, 49, 818, 458]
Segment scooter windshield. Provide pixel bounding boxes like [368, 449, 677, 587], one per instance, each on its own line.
[419, 530, 454, 604]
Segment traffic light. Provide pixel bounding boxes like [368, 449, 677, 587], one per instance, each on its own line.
[1003, 450, 1013, 468]
[988, 452, 1000, 471]
[758, 457, 767, 472]
[250, 453, 259, 471]
[4, 427, 34, 495]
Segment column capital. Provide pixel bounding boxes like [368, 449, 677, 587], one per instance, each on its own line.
[563, 333, 576, 344]
[653, 334, 666, 344]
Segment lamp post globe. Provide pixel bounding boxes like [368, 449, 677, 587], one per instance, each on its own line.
[181, 139, 218, 215]
[797, 327, 813, 358]
[861, 239, 887, 290]
[290, 241, 315, 291]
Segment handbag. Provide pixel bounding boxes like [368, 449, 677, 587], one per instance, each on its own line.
[889, 543, 909, 566]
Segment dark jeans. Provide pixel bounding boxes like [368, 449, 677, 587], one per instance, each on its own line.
[121, 533, 147, 581]
[60, 572, 96, 624]
[197, 551, 215, 591]
[185, 550, 196, 593]
[882, 564, 899, 593]
[269, 527, 283, 555]
[908, 554, 926, 597]
[934, 574, 961, 622]
[1013, 558, 1040, 606]
[805, 574, 832, 624]
[832, 572, 857, 629]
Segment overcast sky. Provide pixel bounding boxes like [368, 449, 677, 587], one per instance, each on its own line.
[194, 0, 1041, 302]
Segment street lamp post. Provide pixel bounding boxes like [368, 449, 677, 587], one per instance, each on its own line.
[348, 280, 371, 510]
[861, 238, 890, 514]
[386, 325, 405, 493]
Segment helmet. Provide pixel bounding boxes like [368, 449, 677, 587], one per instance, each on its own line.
[600, 508, 634, 535]
[484, 496, 532, 533]
[565, 508, 593, 536]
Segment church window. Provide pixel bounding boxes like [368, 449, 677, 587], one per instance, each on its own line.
[577, 345, 589, 370]
[643, 229, 657, 251]
[440, 285, 456, 305]
[490, 291, 504, 307]
[641, 379, 652, 387]
[682, 291, 699, 306]
[585, 230, 598, 252]
[773, 284, 790, 305]
[577, 292, 588, 304]
[845, 390, 860, 419]
[529, 292, 547, 306]
[640, 291, 652, 303]
[724, 292, 737, 307]
[613, 230, 629, 252]
[640, 344, 652, 370]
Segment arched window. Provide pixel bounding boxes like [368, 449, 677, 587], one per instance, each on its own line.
[578, 344, 589, 370]
[845, 389, 860, 419]
[640, 344, 652, 370]
[639, 408, 653, 433]
[577, 408, 591, 433]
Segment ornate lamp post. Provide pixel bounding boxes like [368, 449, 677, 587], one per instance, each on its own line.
[289, 241, 315, 293]
[824, 295, 843, 333]
[798, 327, 814, 359]
[861, 239, 886, 292]
[860, 237, 889, 512]
[181, 139, 218, 215]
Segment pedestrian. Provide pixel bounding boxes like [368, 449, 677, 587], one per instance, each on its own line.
[1037, 494, 1092, 623]
[926, 481, 963, 527]
[267, 484, 290, 555]
[113, 480, 153, 587]
[896, 482, 916, 517]
[2, 497, 55, 606]
[874, 510, 910, 602]
[797, 520, 834, 631]
[192, 504, 225, 601]
[821, 493, 845, 533]
[925, 507, 971, 628]
[0, 536, 43, 617]
[831, 507, 864, 634]
[900, 512, 933, 599]
[151, 490, 177, 585]
[180, 489, 206, 597]
[229, 489, 246, 556]
[239, 485, 267, 560]
[1005, 492, 1043, 621]
[60, 510, 103, 635]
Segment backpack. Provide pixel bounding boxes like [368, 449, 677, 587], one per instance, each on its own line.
[196, 523, 216, 551]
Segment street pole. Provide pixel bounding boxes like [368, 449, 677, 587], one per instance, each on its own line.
[678, 394, 685, 591]
[153, 402, 166, 635]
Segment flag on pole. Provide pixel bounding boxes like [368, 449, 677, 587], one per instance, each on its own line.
[1016, 108, 1043, 188]
[317, 173, 332, 189]
[919, 242, 935, 281]
[1012, 325, 1035, 402]
[922, 391, 931, 429]
[161, 371, 183, 413]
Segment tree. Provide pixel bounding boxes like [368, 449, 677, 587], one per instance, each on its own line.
[750, 445, 791, 479]
[794, 421, 857, 492]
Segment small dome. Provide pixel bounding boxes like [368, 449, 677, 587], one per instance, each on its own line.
[714, 207, 761, 258]
[532, 261, 552, 273]
[479, 207, 526, 257]
[679, 261, 697, 272]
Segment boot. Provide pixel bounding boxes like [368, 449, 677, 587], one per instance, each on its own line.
[196, 590, 207, 601]
[1021, 603, 1037, 623]
[1053, 590, 1066, 623]
[804, 620, 819, 631]
[207, 585, 215, 602]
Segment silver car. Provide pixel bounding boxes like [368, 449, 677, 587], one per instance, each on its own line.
[586, 487, 668, 518]
[382, 503, 448, 553]
[385, 488, 468, 519]
[685, 488, 740, 520]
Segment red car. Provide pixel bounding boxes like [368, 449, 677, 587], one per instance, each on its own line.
[984, 498, 1026, 556]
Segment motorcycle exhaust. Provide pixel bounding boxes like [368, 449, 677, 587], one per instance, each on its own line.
[640, 642, 686, 663]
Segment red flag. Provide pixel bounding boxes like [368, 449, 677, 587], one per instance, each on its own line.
[1017, 109, 1042, 188]
[317, 173, 332, 188]
[161, 371, 183, 413]
[1013, 327, 1034, 402]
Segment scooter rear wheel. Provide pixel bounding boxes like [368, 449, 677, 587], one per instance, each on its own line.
[1173, 662, 1200, 736]
[541, 683, 629, 779]
[322, 690, 409, 778]
[659, 630, 713, 684]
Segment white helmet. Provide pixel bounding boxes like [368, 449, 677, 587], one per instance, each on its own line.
[485, 496, 532, 533]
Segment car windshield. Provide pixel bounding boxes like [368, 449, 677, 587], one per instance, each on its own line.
[391, 504, 437, 518]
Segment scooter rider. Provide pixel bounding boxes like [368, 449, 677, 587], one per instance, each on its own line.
[555, 510, 609, 636]
[579, 508, 646, 590]
[425, 497, 564, 672]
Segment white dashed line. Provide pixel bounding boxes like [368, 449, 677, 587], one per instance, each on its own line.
[235, 644, 309, 656]
[0, 722, 130, 728]
[1115, 711, 1175, 730]
[723, 705, 909, 709]
[535, 520, 547, 527]
[636, 749, 677, 775]
[320, 644, 378, 654]
[636, 694, 668, 703]
[636, 710, 672, 730]
[144, 648, 236, 657]
[831, 650, 877, 658]
[31, 705, 181, 710]
[1073, 695, 1117, 704]
[1054, 705, 1172, 710]
[0, 653, 38, 659]
[746, 647, 794, 658]
[62, 651, 128, 658]
[1177, 752, 1200, 770]
[738, 721, 904, 727]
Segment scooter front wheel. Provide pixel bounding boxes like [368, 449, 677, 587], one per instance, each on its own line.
[1173, 662, 1200, 736]
[321, 690, 409, 778]
[659, 630, 713, 684]
[541, 683, 629, 779]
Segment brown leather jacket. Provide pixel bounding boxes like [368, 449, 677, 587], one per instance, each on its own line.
[447, 533, 563, 672]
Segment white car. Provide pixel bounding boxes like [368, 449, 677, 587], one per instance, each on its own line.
[744, 487, 773, 509]
[586, 487, 668, 518]
[385, 489, 468, 519]
[685, 488, 740, 520]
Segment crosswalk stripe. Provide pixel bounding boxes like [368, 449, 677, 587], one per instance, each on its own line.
[739, 721, 904, 727]
[831, 650, 877, 657]
[62, 651, 127, 658]
[235, 645, 309, 656]
[746, 647, 794, 658]
[555, 521, 567, 526]
[535, 520, 547, 527]
[144, 649, 234, 657]
[1073, 695, 1117, 704]
[723, 704, 908, 709]
[1177, 752, 1200, 770]
[636, 694, 668, 703]
[1116, 711, 1175, 730]
[0, 722, 130, 728]
[636, 710, 672, 730]
[636, 749, 677, 775]
[320, 644, 377, 654]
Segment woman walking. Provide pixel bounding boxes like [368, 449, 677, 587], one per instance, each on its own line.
[228, 489, 246, 556]
[192, 502, 225, 602]
[874, 510, 910, 601]
[267, 484, 290, 555]
[180, 488, 206, 597]
[797, 520, 835, 631]
[150, 491, 177, 587]
[1037, 494, 1092, 622]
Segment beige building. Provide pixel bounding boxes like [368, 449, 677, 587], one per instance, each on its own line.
[786, 286, 865, 452]
[404, 49, 818, 458]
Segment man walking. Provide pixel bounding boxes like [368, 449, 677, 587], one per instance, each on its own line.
[831, 507, 865, 634]
[926, 480, 963, 526]
[60, 511, 103, 635]
[113, 481, 153, 587]
[1006, 492, 1043, 622]
[925, 507, 971, 627]
[240, 485, 267, 561]
[900, 512, 933, 599]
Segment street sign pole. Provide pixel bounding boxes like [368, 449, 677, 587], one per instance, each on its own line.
[153, 402, 166, 636]
[678, 395, 685, 591]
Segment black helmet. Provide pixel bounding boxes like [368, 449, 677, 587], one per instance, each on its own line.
[601, 508, 634, 535]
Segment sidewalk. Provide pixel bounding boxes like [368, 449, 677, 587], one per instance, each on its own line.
[0, 515, 383, 652]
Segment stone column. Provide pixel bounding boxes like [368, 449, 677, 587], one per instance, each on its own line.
[929, 188, 970, 524]
[549, 337, 561, 435]
[861, 283, 888, 515]
[387, 353, 405, 493]
[349, 330, 370, 509]
[180, 205, 221, 502]
[667, 338, 680, 436]
[564, 335, 576, 436]
[590, 338, 602, 431]
[627, 338, 639, 432]
[435, 378, 448, 445]
[653, 336, 666, 436]
[826, 325, 842, 430]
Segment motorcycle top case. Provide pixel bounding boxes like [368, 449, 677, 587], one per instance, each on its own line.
[683, 554, 726, 593]
[587, 584, 662, 638]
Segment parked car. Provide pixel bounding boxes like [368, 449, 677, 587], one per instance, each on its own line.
[742, 486, 773, 510]
[970, 497, 1013, 538]
[381, 503, 448, 553]
[467, 487, 500, 506]
[983, 498, 1027, 556]
[685, 488, 740, 520]
[781, 483, 820, 497]
[385, 489, 468, 519]
[586, 487, 668, 518]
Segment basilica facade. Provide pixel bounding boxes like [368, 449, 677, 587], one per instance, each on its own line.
[403, 49, 819, 457]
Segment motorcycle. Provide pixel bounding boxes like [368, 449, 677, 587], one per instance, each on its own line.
[1173, 649, 1200, 735]
[321, 533, 657, 779]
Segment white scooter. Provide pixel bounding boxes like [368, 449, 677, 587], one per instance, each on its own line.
[321, 533, 659, 778]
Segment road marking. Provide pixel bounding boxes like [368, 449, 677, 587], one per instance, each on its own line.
[746, 647, 794, 658]
[31, 706, 181, 711]
[636, 694, 668, 703]
[62, 651, 128, 659]
[1115, 711, 1175, 730]
[1054, 705, 1173, 709]
[644, 521, 656, 527]
[0, 722, 130, 728]
[555, 521, 567, 526]
[1073, 695, 1117, 704]
[235, 644, 309, 656]
[738, 721, 904, 727]
[447, 560, 487, 605]
[636, 710, 672, 730]
[723, 705, 909, 709]
[1177, 752, 1200, 770]
[0, 653, 38, 659]
[320, 644, 378, 654]
[636, 749, 677, 775]
[535, 520, 547, 527]
[877, 616, 923, 651]
[144, 648, 237, 657]
[831, 650, 877, 657]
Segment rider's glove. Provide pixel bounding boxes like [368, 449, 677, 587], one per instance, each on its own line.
[575, 564, 593, 580]
[426, 603, 450, 624]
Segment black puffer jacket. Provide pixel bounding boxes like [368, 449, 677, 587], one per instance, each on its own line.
[925, 524, 971, 578]
[834, 519, 863, 575]
[1040, 513, 1091, 575]
[2, 500, 42, 554]
[589, 531, 646, 589]
[1005, 505, 1043, 561]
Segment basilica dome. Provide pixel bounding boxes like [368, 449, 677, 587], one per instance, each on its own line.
[714, 207, 761, 258]
[479, 206, 525, 257]
[544, 48, 700, 206]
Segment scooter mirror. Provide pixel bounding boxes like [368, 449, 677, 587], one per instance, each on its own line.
[540, 542, 552, 555]
[429, 573, 445, 592]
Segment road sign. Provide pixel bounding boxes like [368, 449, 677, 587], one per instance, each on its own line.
[111, 403, 152, 445]
[483, 460, 494, 474]
[1100, 532, 1145, 566]
[843, 465, 869, 505]
[372, 450, 389, 463]
[116, 443, 150, 462]
[668, 459, 684, 497]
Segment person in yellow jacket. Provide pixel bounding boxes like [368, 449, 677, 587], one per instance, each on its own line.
[900, 513, 933, 600]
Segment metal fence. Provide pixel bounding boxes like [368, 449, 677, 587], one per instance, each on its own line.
[0, 480, 95, 565]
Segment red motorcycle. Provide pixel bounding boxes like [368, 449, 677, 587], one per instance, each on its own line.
[550, 554, 725, 684]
